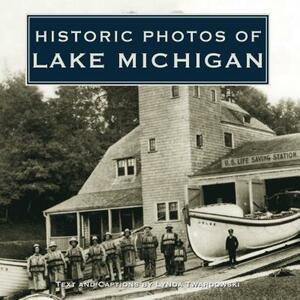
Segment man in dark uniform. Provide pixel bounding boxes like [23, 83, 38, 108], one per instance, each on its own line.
[161, 224, 178, 275]
[225, 229, 239, 268]
[138, 225, 158, 278]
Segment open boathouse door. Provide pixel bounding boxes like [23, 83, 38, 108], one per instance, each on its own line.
[202, 183, 236, 205]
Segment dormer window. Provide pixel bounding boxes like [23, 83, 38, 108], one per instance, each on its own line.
[127, 158, 135, 175]
[117, 160, 126, 176]
[117, 158, 136, 177]
[243, 115, 251, 124]
[171, 86, 179, 98]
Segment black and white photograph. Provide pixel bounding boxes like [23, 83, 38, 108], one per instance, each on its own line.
[0, 1, 300, 300]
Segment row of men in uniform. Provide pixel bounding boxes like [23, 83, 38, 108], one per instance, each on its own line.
[27, 224, 187, 298]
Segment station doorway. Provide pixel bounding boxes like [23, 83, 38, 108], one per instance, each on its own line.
[265, 176, 300, 211]
[203, 182, 236, 205]
[265, 176, 300, 196]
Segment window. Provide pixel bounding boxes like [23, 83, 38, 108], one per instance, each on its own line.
[171, 86, 179, 98]
[148, 138, 156, 152]
[117, 159, 126, 176]
[157, 203, 166, 221]
[193, 86, 201, 98]
[156, 202, 179, 222]
[224, 132, 234, 148]
[196, 134, 203, 148]
[127, 158, 135, 175]
[222, 88, 234, 103]
[211, 89, 217, 102]
[169, 202, 178, 220]
[117, 158, 136, 177]
[50, 213, 77, 236]
[243, 115, 251, 124]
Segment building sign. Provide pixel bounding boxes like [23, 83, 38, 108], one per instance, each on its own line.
[222, 151, 300, 168]
[27, 15, 268, 84]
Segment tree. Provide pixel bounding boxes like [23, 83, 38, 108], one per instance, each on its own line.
[271, 99, 300, 135]
[221, 86, 300, 135]
[221, 86, 274, 128]
[0, 79, 140, 220]
[102, 86, 139, 144]
[0, 74, 58, 218]
[47, 86, 109, 200]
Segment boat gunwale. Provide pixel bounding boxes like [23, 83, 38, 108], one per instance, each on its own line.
[188, 209, 300, 227]
[0, 258, 27, 267]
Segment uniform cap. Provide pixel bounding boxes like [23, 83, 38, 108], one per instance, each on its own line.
[228, 228, 234, 233]
[91, 236, 98, 241]
[165, 224, 173, 229]
[144, 224, 152, 230]
[49, 241, 57, 248]
[105, 232, 112, 237]
[33, 243, 40, 249]
[124, 228, 131, 234]
[69, 237, 78, 244]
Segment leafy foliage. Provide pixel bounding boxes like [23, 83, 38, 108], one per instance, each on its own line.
[271, 98, 300, 135]
[0, 75, 139, 219]
[221, 86, 300, 135]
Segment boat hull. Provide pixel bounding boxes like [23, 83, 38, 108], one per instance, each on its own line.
[187, 208, 300, 262]
[0, 258, 28, 297]
[0, 258, 93, 297]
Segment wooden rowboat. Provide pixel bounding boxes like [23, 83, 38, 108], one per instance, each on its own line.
[184, 203, 300, 262]
[0, 257, 93, 298]
[0, 258, 28, 297]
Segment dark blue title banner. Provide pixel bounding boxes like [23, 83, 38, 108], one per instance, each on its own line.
[27, 15, 268, 84]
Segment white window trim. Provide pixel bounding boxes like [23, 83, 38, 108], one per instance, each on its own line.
[211, 89, 217, 102]
[193, 86, 201, 98]
[155, 201, 180, 222]
[116, 158, 136, 177]
[224, 132, 234, 149]
[148, 137, 157, 153]
[127, 158, 137, 176]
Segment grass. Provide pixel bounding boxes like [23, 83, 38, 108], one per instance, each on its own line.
[170, 273, 300, 300]
[0, 219, 46, 259]
[0, 219, 45, 241]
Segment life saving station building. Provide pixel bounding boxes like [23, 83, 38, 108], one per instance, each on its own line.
[44, 86, 300, 250]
